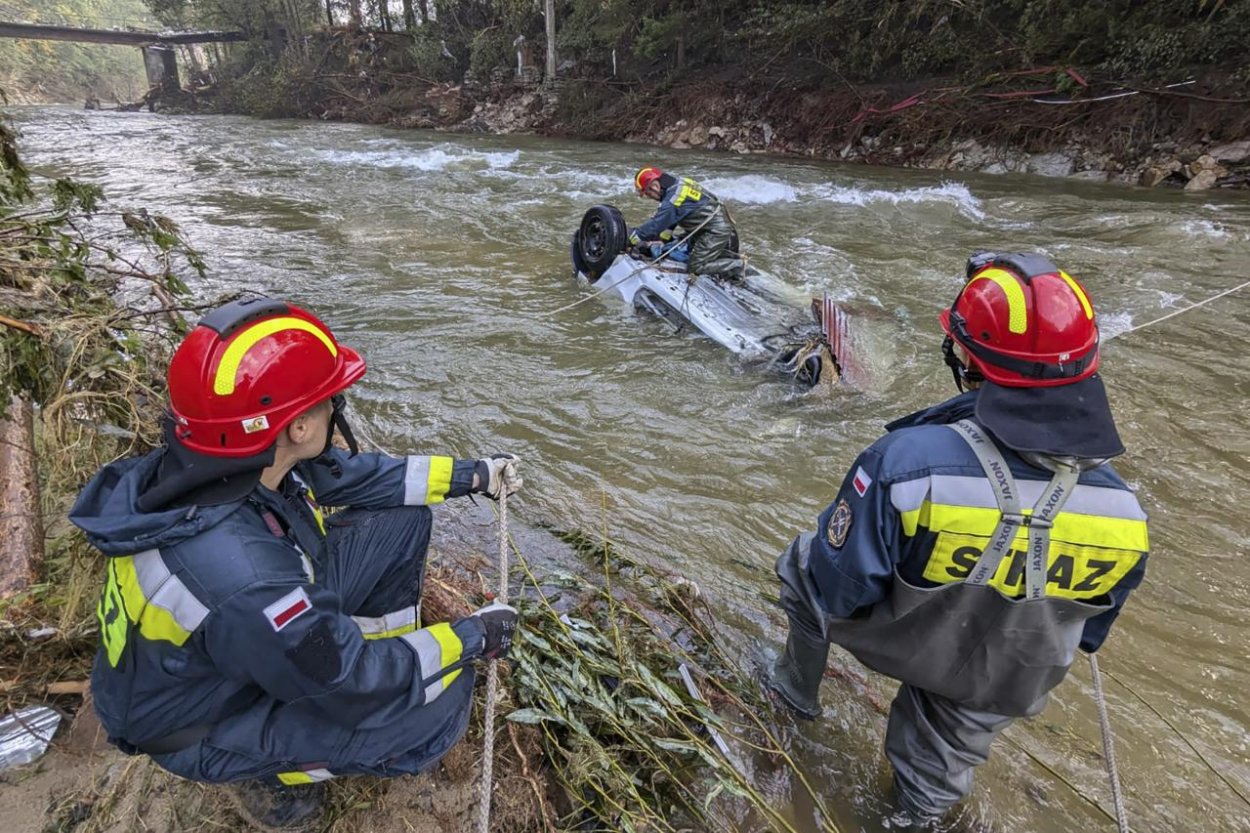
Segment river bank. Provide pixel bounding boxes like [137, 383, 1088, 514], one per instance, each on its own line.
[165, 28, 1250, 192]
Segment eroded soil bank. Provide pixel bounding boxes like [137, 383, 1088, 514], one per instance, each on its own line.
[168, 30, 1250, 191]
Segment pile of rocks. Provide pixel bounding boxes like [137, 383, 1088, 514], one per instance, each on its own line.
[632, 118, 778, 155]
[1138, 141, 1249, 190]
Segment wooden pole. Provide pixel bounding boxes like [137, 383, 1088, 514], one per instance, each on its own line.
[0, 396, 44, 599]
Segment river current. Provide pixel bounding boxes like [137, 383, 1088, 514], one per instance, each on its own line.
[11, 106, 1250, 833]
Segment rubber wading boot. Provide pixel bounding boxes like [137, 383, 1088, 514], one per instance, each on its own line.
[225, 779, 326, 832]
[767, 630, 829, 720]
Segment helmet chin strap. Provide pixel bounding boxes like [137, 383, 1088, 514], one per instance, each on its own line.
[314, 394, 360, 477]
[941, 335, 983, 393]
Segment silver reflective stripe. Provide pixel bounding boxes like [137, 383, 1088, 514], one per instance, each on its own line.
[352, 606, 417, 637]
[304, 768, 334, 782]
[889, 477, 930, 514]
[132, 549, 210, 632]
[946, 421, 1079, 598]
[403, 456, 432, 506]
[401, 628, 447, 703]
[927, 474, 1145, 520]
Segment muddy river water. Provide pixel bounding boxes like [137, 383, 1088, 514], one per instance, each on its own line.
[11, 106, 1250, 832]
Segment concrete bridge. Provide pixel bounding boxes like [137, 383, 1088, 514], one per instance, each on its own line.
[0, 21, 250, 96]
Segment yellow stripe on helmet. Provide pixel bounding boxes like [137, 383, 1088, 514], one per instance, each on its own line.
[635, 167, 657, 190]
[969, 268, 1029, 334]
[1058, 270, 1094, 319]
[212, 317, 337, 396]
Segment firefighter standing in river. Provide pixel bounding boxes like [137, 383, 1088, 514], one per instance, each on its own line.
[71, 297, 522, 830]
[768, 253, 1150, 824]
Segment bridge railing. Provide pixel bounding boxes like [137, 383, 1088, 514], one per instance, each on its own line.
[0, 7, 163, 33]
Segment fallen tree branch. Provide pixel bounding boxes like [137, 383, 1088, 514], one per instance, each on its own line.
[0, 313, 44, 336]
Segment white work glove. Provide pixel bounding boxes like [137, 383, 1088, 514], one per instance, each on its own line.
[473, 453, 522, 500]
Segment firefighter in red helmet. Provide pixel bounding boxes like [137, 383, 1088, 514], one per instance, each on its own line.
[72, 297, 522, 830]
[631, 165, 744, 281]
[768, 254, 1150, 826]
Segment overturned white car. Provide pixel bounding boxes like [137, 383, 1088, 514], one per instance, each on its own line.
[570, 204, 846, 387]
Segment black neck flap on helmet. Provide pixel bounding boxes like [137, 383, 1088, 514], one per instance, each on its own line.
[943, 251, 1097, 391]
[137, 416, 275, 512]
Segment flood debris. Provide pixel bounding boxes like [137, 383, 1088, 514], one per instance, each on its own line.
[0, 705, 62, 772]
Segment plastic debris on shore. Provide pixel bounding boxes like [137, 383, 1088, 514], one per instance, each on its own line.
[0, 705, 63, 771]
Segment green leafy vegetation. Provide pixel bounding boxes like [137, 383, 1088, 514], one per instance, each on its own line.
[0, 107, 204, 679]
[0, 0, 157, 103]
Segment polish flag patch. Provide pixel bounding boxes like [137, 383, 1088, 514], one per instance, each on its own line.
[263, 587, 312, 632]
[852, 466, 873, 497]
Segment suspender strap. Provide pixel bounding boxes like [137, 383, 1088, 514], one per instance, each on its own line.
[946, 420, 1080, 599]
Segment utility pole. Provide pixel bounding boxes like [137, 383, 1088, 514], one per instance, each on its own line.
[544, 0, 557, 79]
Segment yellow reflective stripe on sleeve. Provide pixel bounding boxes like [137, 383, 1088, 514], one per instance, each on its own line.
[108, 550, 209, 650]
[969, 268, 1028, 334]
[213, 318, 337, 396]
[921, 532, 1142, 600]
[425, 456, 454, 504]
[403, 455, 455, 505]
[354, 606, 418, 640]
[401, 622, 465, 702]
[428, 621, 464, 688]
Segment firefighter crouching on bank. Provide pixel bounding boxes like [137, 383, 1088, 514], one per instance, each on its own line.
[768, 253, 1150, 824]
[70, 297, 522, 830]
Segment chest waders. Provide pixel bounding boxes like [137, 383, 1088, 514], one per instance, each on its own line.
[811, 420, 1113, 717]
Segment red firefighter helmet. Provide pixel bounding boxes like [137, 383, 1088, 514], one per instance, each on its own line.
[634, 166, 663, 193]
[167, 298, 366, 457]
[939, 253, 1100, 388]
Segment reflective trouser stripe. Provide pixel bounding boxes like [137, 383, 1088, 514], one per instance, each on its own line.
[401, 622, 464, 703]
[353, 606, 418, 640]
[277, 768, 334, 785]
[403, 455, 455, 505]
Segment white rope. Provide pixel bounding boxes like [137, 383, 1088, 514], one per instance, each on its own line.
[1107, 279, 1250, 341]
[476, 488, 509, 833]
[1089, 653, 1131, 833]
[550, 204, 724, 316]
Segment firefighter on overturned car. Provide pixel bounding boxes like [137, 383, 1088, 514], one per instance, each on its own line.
[71, 297, 522, 830]
[768, 252, 1150, 825]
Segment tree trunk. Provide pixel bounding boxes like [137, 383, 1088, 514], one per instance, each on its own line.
[416, 0, 428, 25]
[402, 0, 416, 30]
[0, 397, 44, 600]
[349, 0, 363, 27]
[544, 0, 557, 79]
[325, 0, 334, 27]
[378, 0, 393, 32]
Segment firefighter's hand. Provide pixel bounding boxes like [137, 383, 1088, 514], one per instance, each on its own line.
[470, 601, 518, 660]
[474, 454, 522, 500]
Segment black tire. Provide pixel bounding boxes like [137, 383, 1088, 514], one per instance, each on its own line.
[570, 231, 590, 279]
[574, 204, 628, 282]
